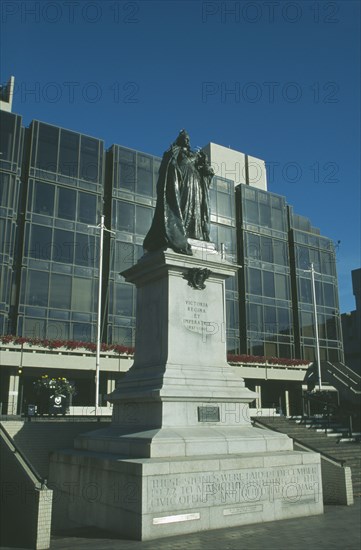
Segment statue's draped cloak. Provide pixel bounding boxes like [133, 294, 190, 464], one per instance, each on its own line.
[144, 145, 212, 254]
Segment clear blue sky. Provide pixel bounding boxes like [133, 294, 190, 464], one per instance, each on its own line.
[1, 0, 360, 313]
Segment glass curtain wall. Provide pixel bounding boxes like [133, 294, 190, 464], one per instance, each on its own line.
[210, 176, 239, 354]
[289, 208, 344, 362]
[17, 121, 104, 341]
[106, 145, 159, 346]
[0, 111, 23, 334]
[236, 185, 294, 359]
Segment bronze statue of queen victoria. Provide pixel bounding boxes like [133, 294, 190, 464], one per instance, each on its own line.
[143, 130, 214, 255]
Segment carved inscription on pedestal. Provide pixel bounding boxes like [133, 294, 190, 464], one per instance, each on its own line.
[147, 465, 320, 513]
[182, 299, 211, 336]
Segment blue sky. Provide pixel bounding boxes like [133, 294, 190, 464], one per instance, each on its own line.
[1, 0, 360, 312]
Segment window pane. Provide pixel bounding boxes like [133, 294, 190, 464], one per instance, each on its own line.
[271, 206, 285, 231]
[137, 155, 153, 196]
[226, 299, 238, 327]
[23, 318, 46, 339]
[259, 203, 271, 227]
[0, 111, 15, 161]
[49, 274, 71, 309]
[36, 123, 59, 172]
[248, 268, 262, 295]
[321, 251, 333, 276]
[299, 278, 312, 303]
[264, 306, 277, 333]
[113, 326, 133, 346]
[118, 148, 136, 191]
[73, 323, 92, 341]
[315, 280, 323, 305]
[136, 205, 153, 235]
[244, 199, 258, 224]
[72, 278, 92, 311]
[248, 303, 262, 334]
[263, 271, 275, 297]
[275, 273, 288, 300]
[59, 130, 79, 177]
[278, 308, 291, 334]
[48, 321, 69, 340]
[53, 229, 74, 263]
[324, 283, 335, 308]
[249, 340, 264, 356]
[114, 283, 134, 316]
[318, 314, 327, 339]
[29, 225, 52, 260]
[34, 182, 54, 216]
[297, 246, 309, 269]
[265, 342, 277, 356]
[261, 237, 273, 263]
[246, 233, 260, 260]
[80, 136, 99, 181]
[78, 192, 97, 224]
[326, 316, 337, 339]
[218, 226, 235, 256]
[75, 233, 97, 266]
[117, 201, 135, 232]
[273, 241, 287, 265]
[210, 189, 217, 213]
[301, 311, 314, 337]
[27, 271, 49, 306]
[0, 173, 10, 206]
[309, 249, 321, 272]
[58, 187, 76, 220]
[278, 343, 292, 358]
[218, 192, 232, 218]
[115, 241, 134, 273]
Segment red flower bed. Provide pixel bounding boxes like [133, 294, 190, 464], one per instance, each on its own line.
[0, 335, 134, 356]
[227, 353, 309, 366]
[0, 335, 308, 366]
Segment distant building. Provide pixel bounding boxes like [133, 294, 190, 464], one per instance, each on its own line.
[0, 76, 344, 415]
[341, 269, 361, 374]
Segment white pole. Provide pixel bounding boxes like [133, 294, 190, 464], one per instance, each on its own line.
[95, 215, 104, 414]
[310, 263, 322, 391]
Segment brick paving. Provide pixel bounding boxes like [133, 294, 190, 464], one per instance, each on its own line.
[46, 498, 361, 550]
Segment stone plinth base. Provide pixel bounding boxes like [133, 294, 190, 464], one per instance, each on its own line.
[48, 243, 324, 539]
[50, 449, 323, 540]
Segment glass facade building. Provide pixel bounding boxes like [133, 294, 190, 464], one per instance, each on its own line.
[10, 117, 105, 342]
[0, 111, 23, 335]
[0, 107, 344, 366]
[237, 185, 294, 359]
[236, 186, 343, 363]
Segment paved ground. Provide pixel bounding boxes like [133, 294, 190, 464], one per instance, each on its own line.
[48, 498, 361, 550]
[1, 499, 359, 549]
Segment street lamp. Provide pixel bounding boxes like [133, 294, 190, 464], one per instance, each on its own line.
[304, 263, 322, 392]
[88, 215, 115, 414]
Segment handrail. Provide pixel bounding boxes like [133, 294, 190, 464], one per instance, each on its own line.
[0, 422, 46, 486]
[337, 362, 361, 381]
[327, 361, 361, 384]
[252, 418, 346, 467]
[327, 361, 361, 394]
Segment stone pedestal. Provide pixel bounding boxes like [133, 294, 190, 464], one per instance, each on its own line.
[49, 242, 323, 539]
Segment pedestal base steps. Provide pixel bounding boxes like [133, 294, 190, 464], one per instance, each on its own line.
[50, 449, 322, 540]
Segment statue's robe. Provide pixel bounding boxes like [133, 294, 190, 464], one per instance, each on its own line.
[144, 145, 212, 255]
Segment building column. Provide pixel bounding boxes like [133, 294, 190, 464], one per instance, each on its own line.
[285, 389, 290, 417]
[7, 371, 20, 415]
[255, 385, 262, 409]
[106, 376, 117, 405]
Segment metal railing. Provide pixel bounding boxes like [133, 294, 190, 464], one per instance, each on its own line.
[252, 417, 346, 467]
